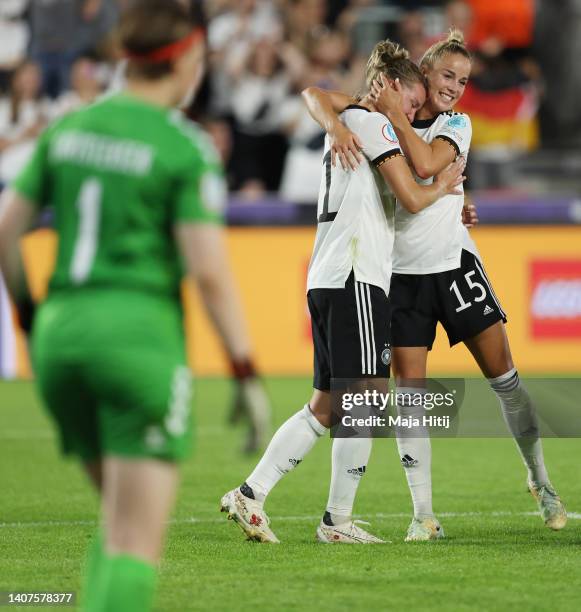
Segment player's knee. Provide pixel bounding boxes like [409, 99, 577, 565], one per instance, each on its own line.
[306, 394, 332, 429]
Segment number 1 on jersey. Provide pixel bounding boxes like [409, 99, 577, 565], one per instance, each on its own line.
[70, 178, 102, 285]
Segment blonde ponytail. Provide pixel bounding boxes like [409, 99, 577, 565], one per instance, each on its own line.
[421, 28, 471, 70]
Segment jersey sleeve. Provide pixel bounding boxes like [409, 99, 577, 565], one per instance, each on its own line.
[173, 150, 227, 225]
[434, 113, 472, 157]
[11, 127, 51, 207]
[349, 112, 403, 167]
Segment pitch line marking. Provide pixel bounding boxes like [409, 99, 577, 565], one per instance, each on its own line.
[1, 511, 580, 529]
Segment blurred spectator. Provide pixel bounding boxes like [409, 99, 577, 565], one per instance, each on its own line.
[51, 57, 104, 117]
[0, 61, 50, 184]
[201, 115, 234, 168]
[208, 0, 282, 114]
[75, 0, 119, 57]
[227, 37, 292, 197]
[0, 0, 565, 197]
[29, 0, 117, 98]
[443, 0, 473, 41]
[284, 0, 328, 53]
[450, 0, 541, 187]
[304, 28, 354, 90]
[0, 0, 30, 93]
[278, 92, 325, 203]
[335, 0, 377, 38]
[397, 10, 429, 64]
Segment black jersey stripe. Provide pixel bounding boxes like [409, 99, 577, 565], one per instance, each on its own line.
[318, 150, 336, 223]
[372, 148, 402, 167]
[344, 104, 370, 112]
[435, 135, 461, 157]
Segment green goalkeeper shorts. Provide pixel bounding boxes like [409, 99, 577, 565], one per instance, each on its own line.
[31, 289, 193, 463]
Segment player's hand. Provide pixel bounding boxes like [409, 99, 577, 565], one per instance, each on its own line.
[433, 157, 466, 196]
[329, 122, 364, 171]
[370, 74, 404, 117]
[229, 358, 272, 453]
[462, 196, 479, 228]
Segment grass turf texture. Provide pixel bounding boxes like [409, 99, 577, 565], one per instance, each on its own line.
[1, 378, 580, 611]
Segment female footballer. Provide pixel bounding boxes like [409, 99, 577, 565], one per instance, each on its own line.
[0, 1, 262, 609]
[302, 30, 566, 541]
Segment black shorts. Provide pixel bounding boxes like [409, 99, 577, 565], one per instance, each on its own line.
[308, 272, 392, 391]
[390, 250, 507, 350]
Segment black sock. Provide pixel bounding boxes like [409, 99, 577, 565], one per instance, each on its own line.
[240, 482, 255, 500]
[323, 511, 334, 526]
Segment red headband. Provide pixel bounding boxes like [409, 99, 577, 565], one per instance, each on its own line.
[125, 28, 204, 63]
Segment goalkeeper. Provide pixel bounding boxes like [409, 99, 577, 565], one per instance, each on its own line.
[0, 1, 268, 610]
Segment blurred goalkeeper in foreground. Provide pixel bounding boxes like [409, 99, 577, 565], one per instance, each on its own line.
[0, 1, 269, 610]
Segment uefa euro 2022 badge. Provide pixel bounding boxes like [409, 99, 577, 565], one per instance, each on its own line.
[382, 122, 398, 144]
[447, 115, 466, 129]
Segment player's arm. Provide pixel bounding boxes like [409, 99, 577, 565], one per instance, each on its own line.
[0, 125, 50, 332]
[176, 223, 253, 363]
[378, 155, 466, 214]
[370, 76, 457, 179]
[301, 87, 364, 170]
[0, 189, 37, 332]
[176, 222, 271, 450]
[174, 144, 271, 449]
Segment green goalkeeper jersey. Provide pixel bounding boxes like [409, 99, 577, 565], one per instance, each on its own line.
[12, 92, 225, 299]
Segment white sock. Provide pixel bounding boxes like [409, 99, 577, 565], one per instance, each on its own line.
[395, 387, 433, 520]
[245, 404, 327, 502]
[326, 436, 372, 524]
[489, 368, 549, 487]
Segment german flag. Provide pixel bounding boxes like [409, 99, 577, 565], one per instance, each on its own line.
[456, 82, 539, 151]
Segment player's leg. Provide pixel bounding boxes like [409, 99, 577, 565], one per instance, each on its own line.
[317, 276, 390, 543]
[389, 274, 444, 541]
[87, 456, 179, 612]
[442, 250, 566, 529]
[318, 378, 384, 544]
[220, 292, 333, 542]
[463, 321, 566, 529]
[243, 389, 330, 504]
[220, 391, 328, 543]
[82, 353, 192, 612]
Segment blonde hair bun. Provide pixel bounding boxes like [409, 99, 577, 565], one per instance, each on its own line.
[447, 28, 465, 46]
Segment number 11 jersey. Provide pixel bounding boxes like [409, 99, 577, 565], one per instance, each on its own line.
[307, 105, 402, 298]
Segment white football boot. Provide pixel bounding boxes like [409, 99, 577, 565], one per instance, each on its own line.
[528, 482, 567, 530]
[220, 488, 280, 543]
[316, 519, 386, 544]
[404, 517, 445, 542]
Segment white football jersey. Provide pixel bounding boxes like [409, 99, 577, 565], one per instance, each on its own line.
[392, 111, 480, 275]
[307, 105, 401, 297]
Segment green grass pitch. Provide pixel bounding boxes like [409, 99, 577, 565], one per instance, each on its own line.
[1, 378, 580, 611]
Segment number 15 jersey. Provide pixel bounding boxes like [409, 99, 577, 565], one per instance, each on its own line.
[12, 93, 226, 300]
[307, 105, 402, 298]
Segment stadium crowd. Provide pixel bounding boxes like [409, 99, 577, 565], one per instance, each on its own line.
[0, 0, 540, 198]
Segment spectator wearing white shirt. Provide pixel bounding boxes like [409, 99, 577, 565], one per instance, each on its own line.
[227, 36, 292, 197]
[0, 60, 51, 185]
[0, 0, 30, 92]
[52, 56, 104, 118]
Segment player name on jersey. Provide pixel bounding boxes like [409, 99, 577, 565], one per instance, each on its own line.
[51, 131, 154, 176]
